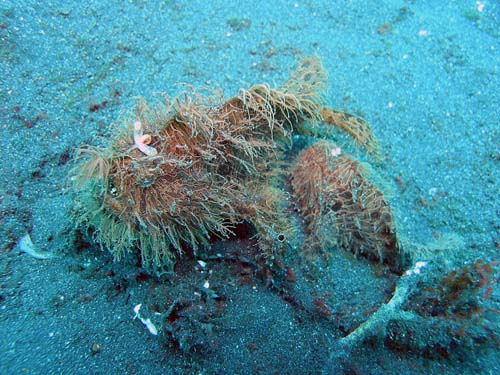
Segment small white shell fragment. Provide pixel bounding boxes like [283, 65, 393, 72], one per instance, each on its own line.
[414, 261, 427, 274]
[203, 280, 210, 289]
[142, 318, 158, 336]
[405, 261, 427, 276]
[415, 261, 427, 269]
[133, 304, 142, 316]
[18, 233, 55, 259]
[197, 260, 207, 268]
[330, 147, 342, 157]
[133, 303, 158, 336]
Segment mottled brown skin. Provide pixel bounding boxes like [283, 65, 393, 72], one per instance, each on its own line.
[71, 57, 399, 277]
[292, 141, 405, 273]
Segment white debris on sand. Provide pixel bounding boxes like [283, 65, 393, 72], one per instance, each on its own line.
[17, 233, 56, 260]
